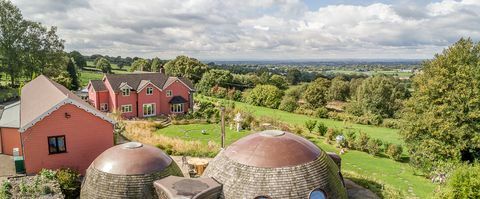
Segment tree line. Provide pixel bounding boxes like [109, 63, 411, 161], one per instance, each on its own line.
[0, 1, 83, 90]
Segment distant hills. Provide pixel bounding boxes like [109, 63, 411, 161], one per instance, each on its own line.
[206, 59, 423, 67]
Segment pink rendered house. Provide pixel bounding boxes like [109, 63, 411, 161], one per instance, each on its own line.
[87, 72, 195, 118]
[0, 75, 115, 175]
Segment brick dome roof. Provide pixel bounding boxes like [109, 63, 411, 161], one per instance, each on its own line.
[92, 142, 172, 175]
[223, 130, 321, 168]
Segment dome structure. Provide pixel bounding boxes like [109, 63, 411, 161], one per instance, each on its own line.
[203, 130, 348, 199]
[81, 142, 183, 199]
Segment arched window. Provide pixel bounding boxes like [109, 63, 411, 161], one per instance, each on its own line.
[254, 196, 271, 199]
[309, 188, 327, 199]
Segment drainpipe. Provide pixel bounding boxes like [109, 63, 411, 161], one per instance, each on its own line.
[0, 128, 3, 154]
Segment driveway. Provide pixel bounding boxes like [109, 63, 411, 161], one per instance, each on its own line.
[0, 154, 15, 177]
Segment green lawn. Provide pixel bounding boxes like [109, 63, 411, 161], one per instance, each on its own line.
[200, 95, 403, 145]
[196, 95, 435, 198]
[79, 68, 131, 87]
[156, 123, 251, 146]
[79, 71, 104, 87]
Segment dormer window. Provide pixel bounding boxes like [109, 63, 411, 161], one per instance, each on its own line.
[122, 88, 130, 96]
[166, 90, 172, 97]
[146, 87, 153, 95]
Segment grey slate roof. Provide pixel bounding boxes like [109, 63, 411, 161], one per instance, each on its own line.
[105, 73, 169, 92]
[0, 101, 20, 128]
[104, 72, 195, 92]
[89, 80, 107, 91]
[169, 96, 187, 104]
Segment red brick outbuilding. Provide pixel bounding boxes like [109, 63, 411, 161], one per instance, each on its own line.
[0, 75, 116, 175]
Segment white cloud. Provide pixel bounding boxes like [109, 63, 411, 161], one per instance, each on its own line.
[10, 0, 480, 60]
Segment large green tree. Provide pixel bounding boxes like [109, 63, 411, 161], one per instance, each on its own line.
[197, 69, 233, 93]
[96, 58, 112, 74]
[268, 74, 288, 90]
[69, 51, 86, 69]
[0, 0, 65, 86]
[328, 76, 350, 101]
[401, 38, 480, 172]
[244, 85, 283, 109]
[163, 55, 208, 83]
[129, 58, 150, 72]
[286, 68, 301, 85]
[66, 57, 79, 90]
[347, 75, 409, 118]
[150, 57, 166, 72]
[303, 77, 330, 108]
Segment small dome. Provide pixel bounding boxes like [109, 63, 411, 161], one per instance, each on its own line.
[224, 130, 320, 168]
[92, 142, 172, 175]
[81, 142, 183, 199]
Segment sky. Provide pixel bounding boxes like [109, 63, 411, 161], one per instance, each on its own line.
[11, 0, 480, 60]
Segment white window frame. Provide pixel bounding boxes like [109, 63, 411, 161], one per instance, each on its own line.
[143, 103, 156, 117]
[170, 103, 184, 113]
[121, 104, 132, 113]
[100, 103, 109, 112]
[146, 87, 154, 95]
[122, 88, 130, 96]
[166, 90, 172, 97]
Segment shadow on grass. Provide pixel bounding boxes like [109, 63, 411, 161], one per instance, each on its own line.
[347, 176, 386, 198]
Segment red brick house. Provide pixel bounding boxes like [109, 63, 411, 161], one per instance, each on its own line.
[0, 75, 115, 175]
[87, 73, 195, 118]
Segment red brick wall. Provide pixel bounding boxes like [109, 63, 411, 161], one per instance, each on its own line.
[137, 84, 161, 117]
[87, 86, 98, 108]
[0, 127, 22, 156]
[104, 78, 117, 112]
[97, 92, 110, 111]
[116, 89, 138, 118]
[21, 104, 114, 175]
[159, 80, 191, 115]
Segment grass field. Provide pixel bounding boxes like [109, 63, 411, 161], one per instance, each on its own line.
[156, 123, 251, 146]
[79, 71, 104, 87]
[196, 95, 435, 198]
[199, 95, 403, 145]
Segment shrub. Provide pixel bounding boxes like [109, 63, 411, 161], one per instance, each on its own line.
[355, 132, 371, 152]
[315, 107, 329, 118]
[344, 131, 357, 149]
[381, 118, 401, 129]
[278, 96, 298, 112]
[292, 124, 304, 135]
[294, 105, 316, 116]
[304, 120, 317, 133]
[324, 128, 336, 143]
[385, 144, 403, 161]
[55, 168, 81, 199]
[316, 122, 328, 136]
[367, 138, 383, 156]
[434, 164, 480, 199]
[39, 169, 57, 181]
[0, 180, 12, 199]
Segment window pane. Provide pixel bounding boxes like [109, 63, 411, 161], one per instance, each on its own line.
[57, 136, 66, 152]
[49, 137, 58, 153]
[309, 189, 327, 199]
